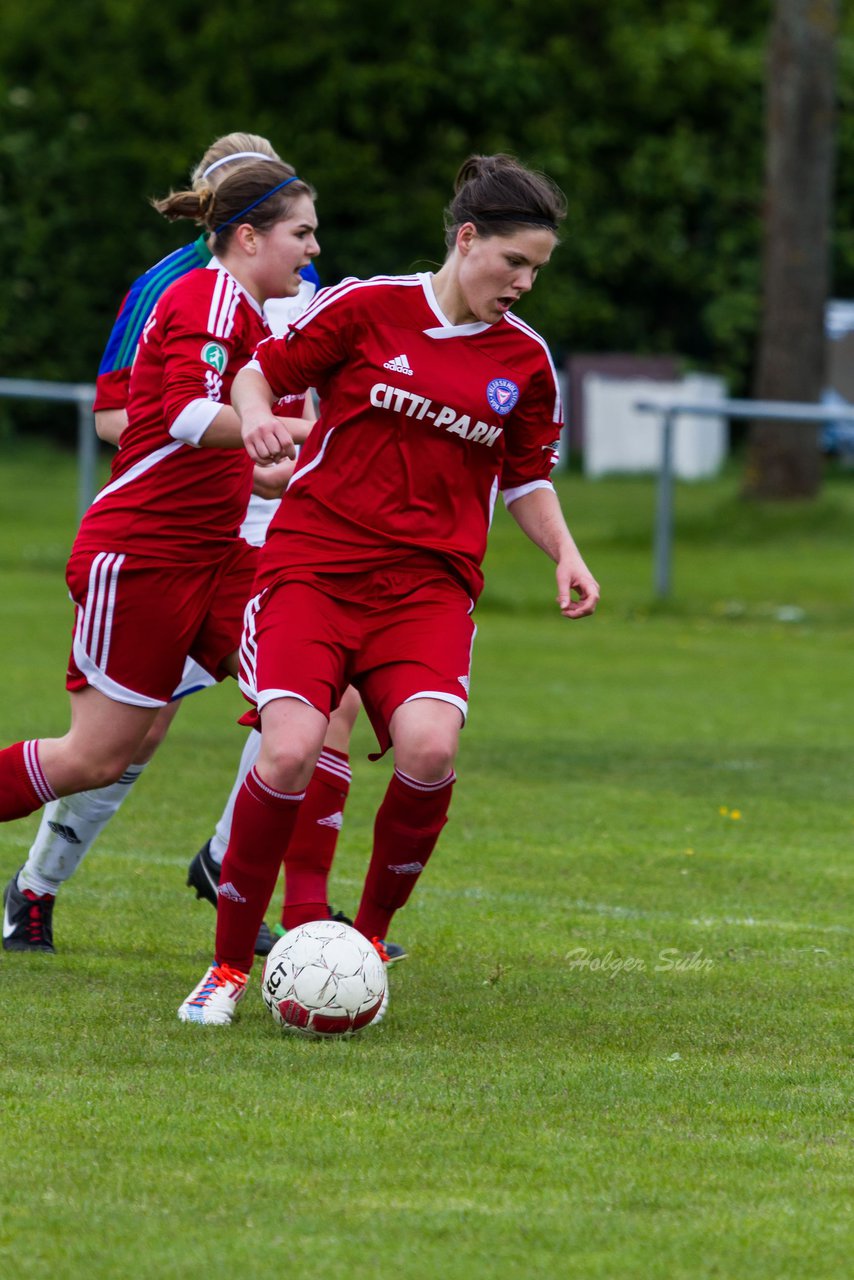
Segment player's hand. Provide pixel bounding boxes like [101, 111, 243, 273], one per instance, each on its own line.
[252, 457, 296, 499]
[556, 555, 600, 619]
[242, 413, 297, 464]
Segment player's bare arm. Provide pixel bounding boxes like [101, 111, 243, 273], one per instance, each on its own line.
[194, 405, 246, 449]
[95, 408, 128, 446]
[506, 485, 600, 619]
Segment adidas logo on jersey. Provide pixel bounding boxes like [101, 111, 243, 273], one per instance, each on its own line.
[217, 881, 247, 903]
[47, 821, 82, 845]
[383, 353, 414, 376]
[317, 811, 344, 830]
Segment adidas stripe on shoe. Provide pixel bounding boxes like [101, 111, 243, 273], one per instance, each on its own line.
[178, 962, 248, 1026]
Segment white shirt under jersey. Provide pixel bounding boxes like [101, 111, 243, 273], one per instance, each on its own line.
[239, 278, 317, 546]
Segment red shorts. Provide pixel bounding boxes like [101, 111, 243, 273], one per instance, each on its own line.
[239, 565, 477, 754]
[66, 542, 258, 707]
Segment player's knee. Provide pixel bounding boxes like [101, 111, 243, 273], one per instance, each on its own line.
[72, 752, 134, 791]
[257, 741, 316, 795]
[395, 733, 457, 783]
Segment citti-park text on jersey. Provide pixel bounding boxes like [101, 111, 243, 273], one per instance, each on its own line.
[370, 383, 504, 447]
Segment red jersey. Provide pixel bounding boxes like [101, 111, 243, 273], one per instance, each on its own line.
[252, 272, 561, 600]
[75, 263, 267, 563]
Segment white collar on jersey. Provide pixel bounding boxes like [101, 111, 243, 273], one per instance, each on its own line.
[205, 257, 264, 319]
[418, 271, 493, 339]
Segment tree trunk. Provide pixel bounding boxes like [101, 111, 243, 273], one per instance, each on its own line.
[743, 0, 838, 500]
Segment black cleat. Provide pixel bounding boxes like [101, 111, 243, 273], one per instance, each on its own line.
[254, 920, 274, 956]
[331, 911, 407, 963]
[3, 869, 56, 952]
[187, 840, 220, 907]
[373, 937, 407, 965]
[186, 840, 273, 957]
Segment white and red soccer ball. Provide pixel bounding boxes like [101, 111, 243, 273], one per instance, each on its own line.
[260, 918, 387, 1036]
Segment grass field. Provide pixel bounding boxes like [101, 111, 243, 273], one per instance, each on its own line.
[0, 439, 851, 1279]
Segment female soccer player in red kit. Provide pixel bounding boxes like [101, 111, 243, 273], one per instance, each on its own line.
[0, 162, 318, 828]
[3, 134, 380, 964]
[179, 153, 600, 1026]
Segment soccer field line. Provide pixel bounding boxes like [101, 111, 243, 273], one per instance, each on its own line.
[35, 853, 848, 940]
[414, 885, 850, 936]
[562, 897, 849, 936]
[338, 879, 850, 937]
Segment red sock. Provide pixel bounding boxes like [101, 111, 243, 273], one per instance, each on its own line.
[281, 748, 351, 930]
[215, 766, 304, 972]
[354, 767, 455, 942]
[0, 741, 58, 821]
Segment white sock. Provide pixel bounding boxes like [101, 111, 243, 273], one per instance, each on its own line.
[19, 764, 148, 895]
[209, 733, 262, 865]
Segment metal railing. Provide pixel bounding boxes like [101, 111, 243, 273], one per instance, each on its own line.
[3, 378, 852, 599]
[0, 377, 98, 521]
[635, 398, 854, 598]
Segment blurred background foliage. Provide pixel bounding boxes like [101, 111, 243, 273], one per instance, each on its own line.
[1, 0, 852, 418]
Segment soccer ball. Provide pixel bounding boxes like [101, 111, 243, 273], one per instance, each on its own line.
[260, 919, 387, 1037]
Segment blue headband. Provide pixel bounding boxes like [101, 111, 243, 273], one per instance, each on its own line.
[213, 175, 301, 235]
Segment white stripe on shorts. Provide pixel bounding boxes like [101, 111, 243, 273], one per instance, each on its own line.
[71, 552, 164, 708]
[402, 690, 468, 723]
[77, 552, 125, 669]
[237, 590, 264, 703]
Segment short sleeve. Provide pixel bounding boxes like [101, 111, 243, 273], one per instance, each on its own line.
[499, 360, 563, 498]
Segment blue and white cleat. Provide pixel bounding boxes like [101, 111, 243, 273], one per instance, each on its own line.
[178, 962, 248, 1026]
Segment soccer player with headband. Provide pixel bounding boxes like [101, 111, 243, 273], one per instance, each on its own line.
[2, 136, 374, 961]
[0, 161, 331, 947]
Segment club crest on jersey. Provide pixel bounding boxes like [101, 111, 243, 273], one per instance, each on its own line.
[486, 377, 519, 416]
[201, 341, 228, 374]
